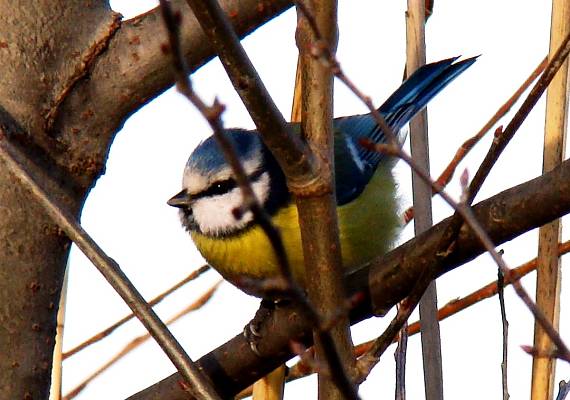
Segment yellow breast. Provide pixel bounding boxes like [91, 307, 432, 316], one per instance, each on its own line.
[191, 165, 400, 295]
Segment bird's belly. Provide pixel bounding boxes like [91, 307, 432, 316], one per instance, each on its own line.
[190, 167, 400, 296]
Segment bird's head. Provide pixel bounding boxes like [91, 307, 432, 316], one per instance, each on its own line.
[168, 129, 288, 237]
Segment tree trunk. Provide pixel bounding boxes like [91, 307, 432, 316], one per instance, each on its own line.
[0, 1, 292, 397]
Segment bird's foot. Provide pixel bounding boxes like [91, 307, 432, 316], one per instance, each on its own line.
[244, 298, 290, 356]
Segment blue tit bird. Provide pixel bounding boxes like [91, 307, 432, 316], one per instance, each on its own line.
[168, 56, 476, 297]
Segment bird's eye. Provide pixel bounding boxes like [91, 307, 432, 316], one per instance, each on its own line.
[202, 178, 237, 198]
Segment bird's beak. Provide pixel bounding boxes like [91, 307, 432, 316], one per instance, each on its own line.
[167, 189, 192, 208]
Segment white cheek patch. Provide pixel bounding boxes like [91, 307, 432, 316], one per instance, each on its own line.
[192, 188, 251, 235]
[192, 172, 271, 236]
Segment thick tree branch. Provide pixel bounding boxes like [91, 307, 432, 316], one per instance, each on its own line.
[52, 0, 294, 189]
[0, 128, 220, 400]
[185, 0, 315, 186]
[174, 1, 355, 397]
[295, 1, 358, 399]
[0, 4, 120, 394]
[0, 5, 293, 395]
[128, 154, 570, 400]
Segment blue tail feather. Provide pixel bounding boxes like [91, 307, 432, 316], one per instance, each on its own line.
[343, 56, 477, 170]
[379, 56, 477, 129]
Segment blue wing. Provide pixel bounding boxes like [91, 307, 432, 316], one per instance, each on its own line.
[333, 56, 477, 205]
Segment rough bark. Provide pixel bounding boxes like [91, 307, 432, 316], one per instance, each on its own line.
[0, 3, 117, 397]
[0, 1, 292, 398]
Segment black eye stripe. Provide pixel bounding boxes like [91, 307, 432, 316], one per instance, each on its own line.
[194, 178, 236, 199]
[193, 169, 266, 200]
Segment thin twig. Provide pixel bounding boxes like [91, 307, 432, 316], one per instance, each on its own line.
[50, 268, 68, 400]
[498, 268, 509, 400]
[394, 305, 408, 400]
[357, 284, 423, 380]
[278, 240, 570, 385]
[0, 132, 220, 400]
[298, 0, 569, 382]
[63, 281, 221, 400]
[159, 0, 293, 292]
[402, 56, 548, 223]
[467, 30, 570, 204]
[405, 1, 443, 398]
[556, 380, 570, 400]
[63, 265, 210, 359]
[183, 0, 316, 191]
[298, 6, 570, 358]
[160, 2, 358, 399]
[359, 138, 570, 375]
[296, 5, 570, 379]
[461, 204, 570, 360]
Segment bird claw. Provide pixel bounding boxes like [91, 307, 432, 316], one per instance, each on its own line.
[243, 299, 277, 356]
[243, 323, 262, 356]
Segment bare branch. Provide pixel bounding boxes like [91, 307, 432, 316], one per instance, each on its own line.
[166, 1, 358, 398]
[498, 269, 510, 400]
[63, 265, 210, 359]
[556, 380, 570, 400]
[467, 29, 570, 204]
[128, 156, 570, 400]
[65, 282, 221, 400]
[53, 0, 294, 189]
[405, 1, 443, 397]
[394, 308, 408, 400]
[402, 56, 547, 223]
[356, 257, 432, 380]
[270, 240, 570, 386]
[532, 0, 570, 397]
[159, 0, 296, 295]
[184, 0, 316, 189]
[295, 1, 358, 398]
[0, 131, 220, 400]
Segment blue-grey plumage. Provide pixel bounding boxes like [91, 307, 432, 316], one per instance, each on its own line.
[168, 56, 476, 296]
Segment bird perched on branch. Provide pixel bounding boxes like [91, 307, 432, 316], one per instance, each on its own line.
[168, 57, 476, 297]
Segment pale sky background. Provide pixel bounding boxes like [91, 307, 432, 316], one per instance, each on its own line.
[61, 1, 569, 399]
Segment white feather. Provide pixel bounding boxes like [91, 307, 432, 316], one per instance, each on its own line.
[191, 172, 271, 235]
